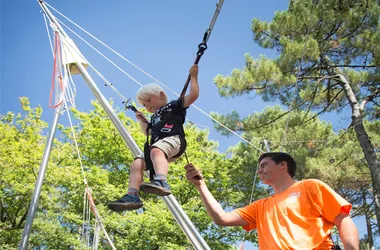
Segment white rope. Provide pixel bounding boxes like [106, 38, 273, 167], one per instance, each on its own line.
[83, 189, 91, 249]
[63, 96, 88, 185]
[85, 188, 117, 250]
[86, 197, 91, 248]
[47, 29, 116, 249]
[46, 20, 91, 249]
[59, 37, 77, 107]
[66, 69, 77, 108]
[62, 81, 116, 249]
[43, 13, 54, 57]
[56, 18, 144, 87]
[82, 189, 88, 247]
[93, 220, 100, 250]
[56, 19, 135, 103]
[45, 2, 170, 86]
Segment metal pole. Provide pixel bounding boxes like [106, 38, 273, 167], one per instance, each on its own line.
[165, 195, 210, 250]
[19, 104, 63, 250]
[71, 43, 209, 250]
[38, 1, 211, 249]
[162, 197, 204, 250]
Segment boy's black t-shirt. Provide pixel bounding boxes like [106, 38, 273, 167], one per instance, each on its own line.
[144, 98, 188, 179]
[149, 98, 187, 143]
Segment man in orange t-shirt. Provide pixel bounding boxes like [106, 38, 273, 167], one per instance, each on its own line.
[185, 152, 359, 250]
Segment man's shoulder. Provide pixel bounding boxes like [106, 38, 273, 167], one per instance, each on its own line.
[297, 179, 330, 194]
[298, 179, 326, 186]
[250, 196, 273, 206]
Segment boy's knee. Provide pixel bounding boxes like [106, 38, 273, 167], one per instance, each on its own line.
[130, 158, 145, 171]
[150, 147, 165, 158]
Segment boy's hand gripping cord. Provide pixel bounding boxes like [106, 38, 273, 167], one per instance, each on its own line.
[123, 99, 149, 124]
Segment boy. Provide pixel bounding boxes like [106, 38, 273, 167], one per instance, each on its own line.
[108, 64, 199, 212]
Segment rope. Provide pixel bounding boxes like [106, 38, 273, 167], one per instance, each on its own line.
[43, 13, 54, 57]
[49, 32, 64, 108]
[45, 18, 77, 109]
[85, 188, 117, 250]
[57, 18, 135, 103]
[62, 65, 116, 249]
[238, 141, 269, 249]
[56, 18, 144, 88]
[43, 15, 116, 248]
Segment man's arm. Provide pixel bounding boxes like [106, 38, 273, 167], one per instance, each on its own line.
[333, 213, 359, 250]
[183, 64, 199, 108]
[185, 164, 247, 226]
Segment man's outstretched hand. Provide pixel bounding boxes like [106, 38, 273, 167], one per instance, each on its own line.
[184, 163, 203, 187]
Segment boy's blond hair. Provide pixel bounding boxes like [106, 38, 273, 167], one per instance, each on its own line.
[136, 83, 168, 105]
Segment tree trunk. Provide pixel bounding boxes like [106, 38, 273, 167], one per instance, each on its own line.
[338, 74, 380, 232]
[362, 188, 374, 249]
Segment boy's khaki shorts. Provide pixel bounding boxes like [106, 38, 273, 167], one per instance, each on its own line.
[151, 135, 181, 162]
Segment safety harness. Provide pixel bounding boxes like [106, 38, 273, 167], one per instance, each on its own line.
[143, 99, 187, 180]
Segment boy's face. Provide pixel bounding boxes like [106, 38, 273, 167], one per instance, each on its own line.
[140, 92, 167, 113]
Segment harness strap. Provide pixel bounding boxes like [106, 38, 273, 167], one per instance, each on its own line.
[144, 132, 187, 181]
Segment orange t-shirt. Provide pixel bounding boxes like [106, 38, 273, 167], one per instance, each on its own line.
[235, 179, 351, 250]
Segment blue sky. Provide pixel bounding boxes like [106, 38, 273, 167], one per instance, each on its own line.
[1, 1, 365, 249]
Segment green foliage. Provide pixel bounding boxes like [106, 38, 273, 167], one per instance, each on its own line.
[215, 0, 379, 118]
[1, 98, 247, 249]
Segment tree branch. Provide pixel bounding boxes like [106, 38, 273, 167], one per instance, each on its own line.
[360, 89, 380, 112]
[302, 89, 344, 124]
[248, 99, 309, 130]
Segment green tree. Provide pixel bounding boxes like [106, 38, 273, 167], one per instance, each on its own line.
[1, 98, 248, 249]
[0, 97, 84, 249]
[214, 0, 380, 229]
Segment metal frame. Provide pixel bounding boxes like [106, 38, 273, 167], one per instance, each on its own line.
[19, 1, 213, 249]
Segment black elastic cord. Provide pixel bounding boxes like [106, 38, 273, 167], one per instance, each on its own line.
[179, 31, 209, 99]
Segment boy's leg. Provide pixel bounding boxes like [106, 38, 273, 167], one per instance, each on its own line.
[129, 158, 145, 189]
[108, 158, 145, 212]
[139, 147, 172, 196]
[150, 147, 169, 176]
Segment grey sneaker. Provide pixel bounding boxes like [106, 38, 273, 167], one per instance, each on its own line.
[139, 180, 171, 196]
[108, 194, 143, 212]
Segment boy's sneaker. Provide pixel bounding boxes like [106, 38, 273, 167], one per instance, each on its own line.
[107, 194, 143, 212]
[139, 180, 171, 196]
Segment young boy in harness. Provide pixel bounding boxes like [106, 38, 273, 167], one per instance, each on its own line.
[108, 64, 199, 212]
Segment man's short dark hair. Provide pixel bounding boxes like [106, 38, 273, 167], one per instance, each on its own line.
[258, 152, 297, 178]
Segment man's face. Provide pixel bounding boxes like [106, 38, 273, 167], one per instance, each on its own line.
[257, 157, 284, 184]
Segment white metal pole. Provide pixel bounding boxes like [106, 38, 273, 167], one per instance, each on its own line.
[37, 1, 210, 249]
[19, 104, 64, 250]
